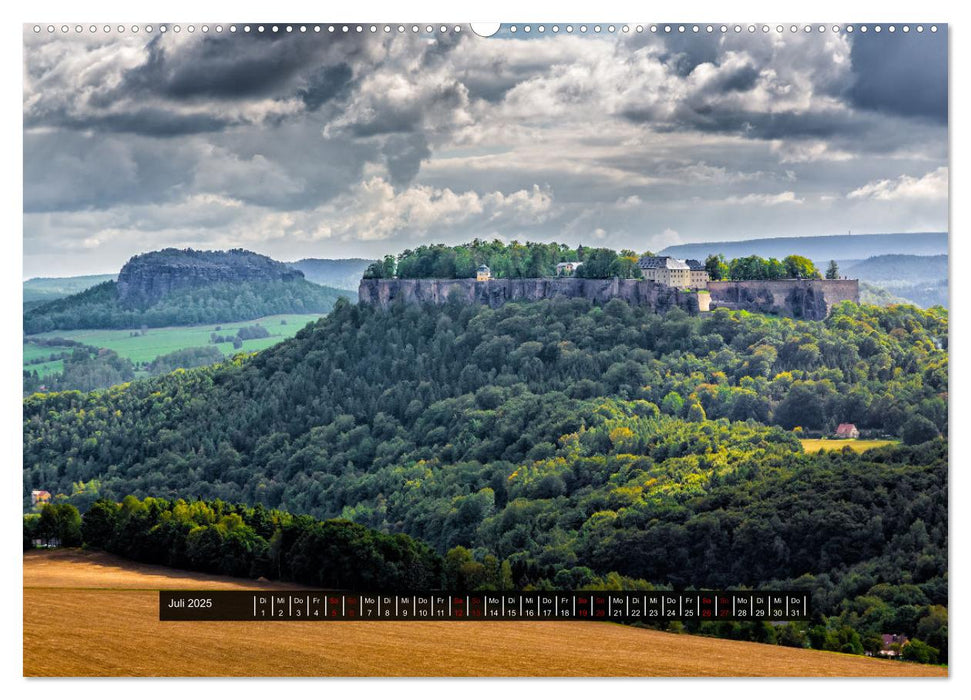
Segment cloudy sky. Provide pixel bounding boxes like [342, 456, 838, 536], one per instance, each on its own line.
[23, 24, 948, 277]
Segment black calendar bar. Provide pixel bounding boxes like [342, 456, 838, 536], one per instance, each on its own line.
[159, 590, 809, 621]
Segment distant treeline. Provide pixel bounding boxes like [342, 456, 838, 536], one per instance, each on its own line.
[364, 241, 831, 283]
[24, 279, 343, 334]
[148, 347, 226, 375]
[25, 496, 442, 590]
[364, 240, 644, 280]
[210, 323, 271, 346]
[23, 345, 135, 394]
[705, 254, 822, 281]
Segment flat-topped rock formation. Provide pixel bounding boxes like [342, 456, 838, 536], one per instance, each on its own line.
[359, 277, 703, 314]
[117, 248, 305, 308]
[360, 277, 859, 320]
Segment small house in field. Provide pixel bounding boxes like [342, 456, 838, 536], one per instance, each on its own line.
[476, 264, 491, 281]
[31, 489, 51, 507]
[835, 423, 860, 439]
[879, 633, 909, 658]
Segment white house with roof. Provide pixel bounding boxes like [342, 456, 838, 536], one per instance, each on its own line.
[638, 255, 708, 288]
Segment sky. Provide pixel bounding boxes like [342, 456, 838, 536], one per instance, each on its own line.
[22, 23, 949, 277]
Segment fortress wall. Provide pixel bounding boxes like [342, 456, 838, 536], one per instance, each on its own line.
[359, 278, 859, 320]
[359, 277, 702, 314]
[706, 279, 859, 320]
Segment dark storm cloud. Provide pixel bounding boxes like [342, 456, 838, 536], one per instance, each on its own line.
[711, 63, 760, 93]
[653, 34, 722, 77]
[847, 30, 948, 124]
[617, 30, 944, 156]
[382, 134, 432, 188]
[23, 131, 199, 212]
[52, 107, 232, 137]
[662, 107, 867, 141]
[343, 81, 467, 137]
[120, 33, 333, 101]
[24, 30, 373, 138]
[298, 63, 354, 110]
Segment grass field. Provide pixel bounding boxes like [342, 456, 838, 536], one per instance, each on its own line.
[23, 343, 73, 363]
[23, 343, 76, 380]
[25, 313, 323, 372]
[23, 549, 945, 677]
[800, 438, 900, 454]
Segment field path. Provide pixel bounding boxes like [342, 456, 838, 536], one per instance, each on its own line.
[23, 549, 946, 677]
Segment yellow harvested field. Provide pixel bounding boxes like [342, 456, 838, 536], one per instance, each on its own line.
[23, 549, 946, 677]
[800, 438, 899, 454]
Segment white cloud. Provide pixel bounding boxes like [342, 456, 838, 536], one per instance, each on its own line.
[649, 228, 682, 250]
[847, 167, 948, 201]
[721, 191, 804, 206]
[312, 178, 553, 241]
[615, 195, 643, 209]
[771, 140, 854, 163]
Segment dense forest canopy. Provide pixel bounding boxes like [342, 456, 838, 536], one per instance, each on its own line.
[704, 254, 821, 281]
[23, 297, 948, 662]
[364, 240, 644, 280]
[364, 240, 829, 284]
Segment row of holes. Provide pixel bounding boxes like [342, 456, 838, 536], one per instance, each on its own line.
[33, 24, 462, 34]
[510, 24, 939, 34]
[32, 23, 941, 35]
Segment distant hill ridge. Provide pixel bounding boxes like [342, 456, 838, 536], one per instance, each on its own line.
[844, 254, 948, 282]
[24, 248, 347, 334]
[23, 274, 117, 303]
[287, 258, 376, 292]
[661, 232, 947, 263]
[117, 248, 304, 308]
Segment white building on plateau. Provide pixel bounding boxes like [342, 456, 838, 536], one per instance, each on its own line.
[638, 256, 690, 287]
[685, 259, 710, 288]
[637, 255, 709, 288]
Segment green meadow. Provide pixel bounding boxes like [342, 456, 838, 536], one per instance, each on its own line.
[25, 313, 323, 374]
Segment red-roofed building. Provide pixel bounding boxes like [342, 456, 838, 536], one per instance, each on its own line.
[835, 423, 860, 439]
[31, 490, 51, 506]
[879, 633, 909, 658]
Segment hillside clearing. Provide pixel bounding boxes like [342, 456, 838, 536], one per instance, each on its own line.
[23, 550, 944, 677]
[800, 438, 899, 454]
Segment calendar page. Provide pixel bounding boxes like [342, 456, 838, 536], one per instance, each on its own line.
[21, 19, 948, 679]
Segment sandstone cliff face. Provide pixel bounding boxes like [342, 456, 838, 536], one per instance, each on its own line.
[359, 277, 702, 314]
[706, 280, 859, 321]
[359, 277, 859, 320]
[116, 248, 305, 307]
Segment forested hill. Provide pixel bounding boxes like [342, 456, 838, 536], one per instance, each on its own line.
[661, 232, 947, 263]
[24, 298, 948, 509]
[115, 248, 304, 307]
[23, 298, 948, 658]
[24, 248, 348, 333]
